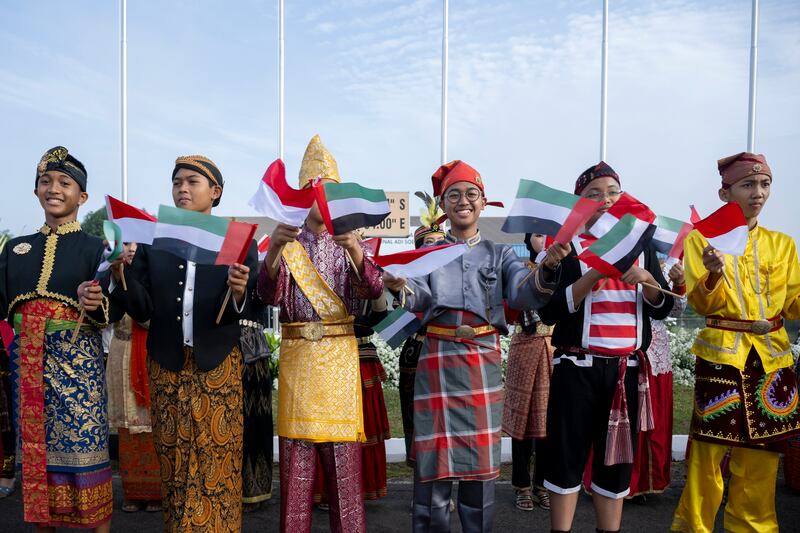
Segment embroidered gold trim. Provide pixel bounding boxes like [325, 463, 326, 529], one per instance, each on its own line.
[38, 220, 81, 236]
[35, 233, 58, 295]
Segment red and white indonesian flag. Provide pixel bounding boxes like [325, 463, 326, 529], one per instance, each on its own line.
[249, 159, 316, 226]
[105, 195, 157, 244]
[374, 243, 468, 279]
[257, 234, 270, 262]
[502, 180, 603, 244]
[692, 202, 748, 256]
[589, 192, 656, 239]
[578, 214, 656, 278]
[153, 205, 257, 265]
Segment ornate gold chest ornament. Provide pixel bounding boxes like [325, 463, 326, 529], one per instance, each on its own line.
[12, 242, 32, 255]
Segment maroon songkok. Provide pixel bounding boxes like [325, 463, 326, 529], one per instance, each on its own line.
[717, 152, 772, 188]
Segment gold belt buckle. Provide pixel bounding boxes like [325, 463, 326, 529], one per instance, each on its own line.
[300, 322, 325, 341]
[750, 320, 772, 335]
[454, 325, 476, 340]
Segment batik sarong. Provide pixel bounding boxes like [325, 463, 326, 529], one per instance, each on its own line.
[149, 347, 244, 532]
[11, 299, 112, 527]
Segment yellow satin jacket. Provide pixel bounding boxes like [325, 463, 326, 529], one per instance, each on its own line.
[685, 225, 800, 372]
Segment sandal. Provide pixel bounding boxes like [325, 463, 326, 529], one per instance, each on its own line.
[144, 501, 162, 512]
[533, 488, 550, 511]
[515, 488, 535, 511]
[0, 485, 14, 499]
[122, 500, 141, 512]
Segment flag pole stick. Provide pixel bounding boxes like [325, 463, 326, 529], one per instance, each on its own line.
[215, 287, 232, 325]
[595, 277, 610, 291]
[346, 250, 362, 281]
[271, 245, 285, 269]
[516, 262, 540, 290]
[639, 281, 683, 300]
[120, 264, 128, 291]
[70, 309, 86, 345]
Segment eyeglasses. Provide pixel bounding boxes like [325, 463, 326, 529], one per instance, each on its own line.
[584, 190, 623, 201]
[445, 188, 483, 204]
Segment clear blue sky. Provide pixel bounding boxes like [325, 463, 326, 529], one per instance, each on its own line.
[1, 0, 798, 242]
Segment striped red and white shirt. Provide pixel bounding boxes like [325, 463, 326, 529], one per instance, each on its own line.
[568, 234, 642, 355]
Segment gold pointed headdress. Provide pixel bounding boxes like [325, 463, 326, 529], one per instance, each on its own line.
[299, 134, 341, 188]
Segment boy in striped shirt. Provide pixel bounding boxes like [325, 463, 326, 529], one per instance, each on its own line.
[538, 162, 672, 533]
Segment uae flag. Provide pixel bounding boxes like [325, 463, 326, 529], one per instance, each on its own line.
[315, 182, 390, 235]
[153, 205, 257, 265]
[652, 215, 693, 257]
[249, 159, 316, 226]
[95, 220, 124, 276]
[578, 214, 656, 278]
[589, 192, 656, 239]
[105, 195, 157, 244]
[502, 179, 603, 243]
[374, 307, 422, 349]
[374, 242, 467, 279]
[257, 234, 270, 262]
[692, 202, 748, 255]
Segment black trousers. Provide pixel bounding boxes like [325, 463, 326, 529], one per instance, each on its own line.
[511, 438, 546, 490]
[413, 472, 495, 532]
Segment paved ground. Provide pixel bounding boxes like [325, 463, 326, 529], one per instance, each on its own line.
[1, 463, 799, 531]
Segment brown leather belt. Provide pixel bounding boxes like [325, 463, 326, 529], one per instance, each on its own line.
[426, 324, 496, 340]
[706, 316, 783, 335]
[281, 321, 354, 342]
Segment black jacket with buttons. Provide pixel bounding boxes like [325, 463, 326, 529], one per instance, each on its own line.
[110, 242, 259, 372]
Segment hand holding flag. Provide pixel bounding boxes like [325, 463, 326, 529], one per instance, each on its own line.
[73, 221, 124, 343]
[692, 202, 748, 289]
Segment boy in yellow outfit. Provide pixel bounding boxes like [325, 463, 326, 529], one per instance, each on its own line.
[672, 152, 800, 532]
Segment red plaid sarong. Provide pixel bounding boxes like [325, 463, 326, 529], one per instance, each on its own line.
[413, 310, 502, 482]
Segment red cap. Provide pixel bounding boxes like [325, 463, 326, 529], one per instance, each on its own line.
[717, 152, 771, 188]
[431, 160, 484, 197]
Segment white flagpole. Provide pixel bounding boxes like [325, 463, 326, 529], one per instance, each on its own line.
[120, 0, 128, 201]
[440, 0, 449, 165]
[747, 0, 759, 152]
[278, 0, 285, 160]
[599, 0, 609, 162]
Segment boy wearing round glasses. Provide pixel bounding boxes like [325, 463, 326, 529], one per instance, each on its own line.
[384, 160, 569, 532]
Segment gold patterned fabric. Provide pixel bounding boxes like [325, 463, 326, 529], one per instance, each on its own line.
[277, 240, 364, 442]
[148, 347, 244, 532]
[298, 134, 341, 188]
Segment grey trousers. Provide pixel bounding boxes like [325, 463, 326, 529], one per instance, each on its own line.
[412, 475, 496, 532]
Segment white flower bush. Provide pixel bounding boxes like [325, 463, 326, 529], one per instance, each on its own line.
[667, 321, 700, 386]
[373, 335, 402, 388]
